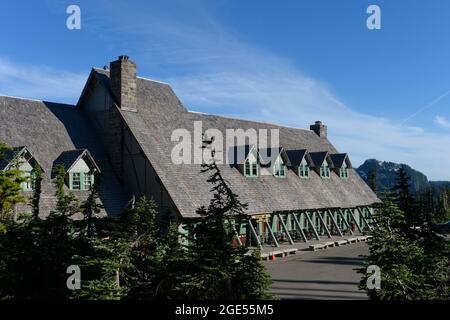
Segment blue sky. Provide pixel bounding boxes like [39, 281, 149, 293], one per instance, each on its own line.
[1, 0, 450, 180]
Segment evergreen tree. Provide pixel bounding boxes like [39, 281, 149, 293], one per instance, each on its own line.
[391, 165, 418, 230]
[361, 196, 450, 299]
[0, 143, 26, 221]
[52, 165, 80, 218]
[183, 147, 272, 299]
[30, 164, 43, 218]
[367, 168, 378, 194]
[433, 188, 450, 224]
[80, 175, 103, 236]
[121, 197, 164, 299]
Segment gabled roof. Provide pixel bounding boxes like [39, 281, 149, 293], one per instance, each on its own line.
[309, 151, 331, 168]
[258, 146, 291, 167]
[82, 68, 380, 217]
[0, 96, 129, 215]
[0, 146, 43, 171]
[52, 149, 100, 176]
[0, 148, 21, 170]
[285, 149, 308, 168]
[329, 153, 352, 169]
[229, 144, 256, 165]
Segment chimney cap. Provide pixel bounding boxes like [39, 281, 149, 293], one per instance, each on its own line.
[118, 55, 130, 61]
[315, 120, 323, 125]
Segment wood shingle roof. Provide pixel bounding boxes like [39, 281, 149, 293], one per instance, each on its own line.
[89, 69, 380, 218]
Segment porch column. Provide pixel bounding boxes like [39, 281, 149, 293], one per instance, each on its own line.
[277, 213, 294, 245]
[233, 221, 243, 246]
[357, 207, 373, 231]
[349, 208, 363, 233]
[265, 219, 280, 248]
[367, 207, 378, 226]
[292, 212, 308, 242]
[338, 208, 353, 235]
[316, 210, 332, 238]
[304, 210, 320, 240]
[247, 219, 262, 248]
[327, 209, 343, 237]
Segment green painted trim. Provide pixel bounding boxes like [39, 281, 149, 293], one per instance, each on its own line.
[244, 160, 259, 178]
[80, 172, 85, 190]
[298, 164, 310, 179]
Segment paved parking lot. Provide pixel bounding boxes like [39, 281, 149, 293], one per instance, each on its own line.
[264, 242, 369, 300]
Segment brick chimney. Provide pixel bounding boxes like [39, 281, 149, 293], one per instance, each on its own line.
[310, 121, 327, 138]
[110, 55, 137, 112]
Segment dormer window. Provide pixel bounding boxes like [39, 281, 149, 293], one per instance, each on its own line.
[245, 159, 258, 178]
[299, 163, 309, 178]
[340, 166, 349, 179]
[70, 172, 94, 190]
[0, 146, 43, 192]
[320, 162, 330, 178]
[53, 149, 100, 191]
[71, 172, 81, 190]
[22, 170, 35, 191]
[329, 153, 352, 180]
[285, 149, 309, 179]
[273, 158, 286, 178]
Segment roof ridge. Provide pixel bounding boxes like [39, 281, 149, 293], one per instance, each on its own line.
[92, 67, 170, 85]
[0, 94, 43, 103]
[188, 110, 312, 133]
[0, 95, 75, 107]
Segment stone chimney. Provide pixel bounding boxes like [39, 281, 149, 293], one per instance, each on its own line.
[310, 121, 327, 138]
[110, 55, 137, 112]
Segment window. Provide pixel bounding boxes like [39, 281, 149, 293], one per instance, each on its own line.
[340, 167, 349, 179]
[22, 171, 33, 191]
[299, 164, 309, 178]
[244, 160, 258, 177]
[320, 163, 330, 178]
[71, 172, 81, 190]
[273, 159, 286, 178]
[70, 172, 94, 190]
[84, 173, 94, 190]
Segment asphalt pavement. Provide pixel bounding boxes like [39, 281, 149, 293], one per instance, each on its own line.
[264, 242, 369, 300]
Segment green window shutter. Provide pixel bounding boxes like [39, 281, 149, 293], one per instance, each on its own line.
[80, 172, 85, 190]
[69, 173, 73, 190]
[253, 162, 258, 176]
[245, 162, 250, 176]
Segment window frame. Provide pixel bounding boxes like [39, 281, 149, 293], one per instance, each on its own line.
[244, 159, 259, 178]
[273, 158, 286, 178]
[340, 167, 349, 179]
[320, 162, 330, 179]
[299, 164, 310, 179]
[70, 172, 82, 190]
[83, 173, 94, 190]
[22, 170, 34, 191]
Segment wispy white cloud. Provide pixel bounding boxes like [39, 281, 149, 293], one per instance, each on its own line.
[100, 2, 450, 180]
[435, 115, 450, 129]
[0, 57, 87, 103]
[2, 1, 450, 180]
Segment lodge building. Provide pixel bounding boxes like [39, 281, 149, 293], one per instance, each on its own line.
[0, 56, 380, 248]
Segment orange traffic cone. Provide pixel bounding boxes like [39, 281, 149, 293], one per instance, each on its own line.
[271, 253, 276, 262]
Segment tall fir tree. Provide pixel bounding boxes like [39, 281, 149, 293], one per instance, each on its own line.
[30, 164, 43, 218]
[0, 143, 26, 221]
[391, 165, 418, 230]
[184, 146, 272, 299]
[80, 174, 103, 236]
[367, 168, 378, 194]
